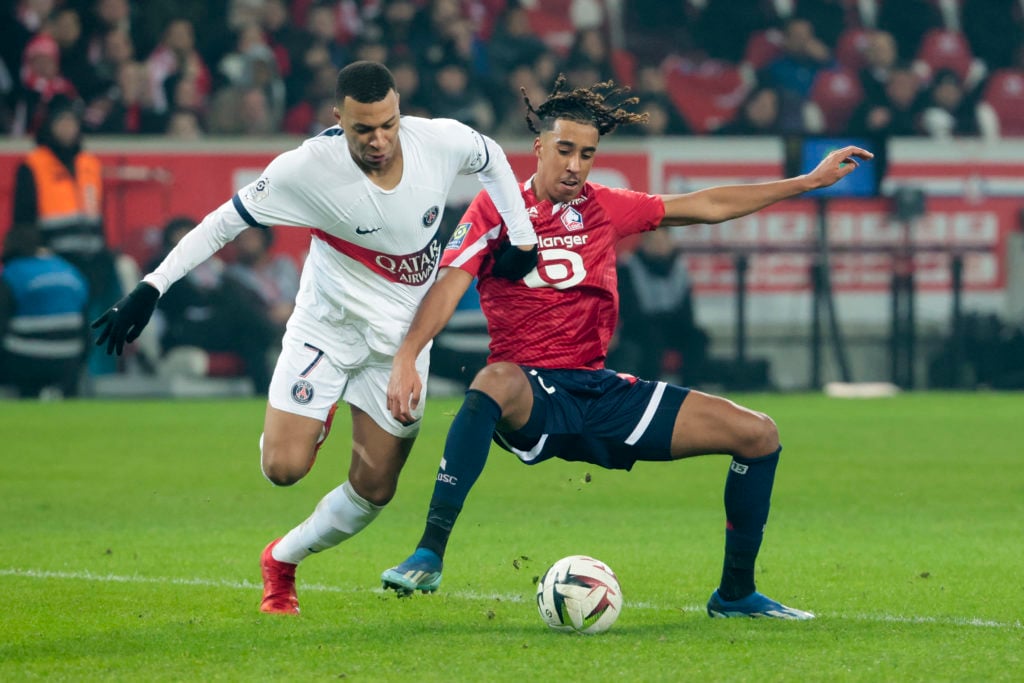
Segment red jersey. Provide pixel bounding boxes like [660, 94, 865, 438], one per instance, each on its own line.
[442, 178, 665, 369]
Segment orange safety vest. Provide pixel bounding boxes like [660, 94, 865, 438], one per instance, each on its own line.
[23, 147, 104, 254]
[23, 146, 102, 226]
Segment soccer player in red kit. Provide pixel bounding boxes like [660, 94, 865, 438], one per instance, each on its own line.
[381, 77, 873, 618]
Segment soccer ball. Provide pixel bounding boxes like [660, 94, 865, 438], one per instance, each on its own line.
[536, 555, 622, 634]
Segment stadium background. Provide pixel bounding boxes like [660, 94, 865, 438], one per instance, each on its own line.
[2, 0, 1023, 393]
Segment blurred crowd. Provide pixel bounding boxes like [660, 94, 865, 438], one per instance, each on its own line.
[2, 0, 1023, 141]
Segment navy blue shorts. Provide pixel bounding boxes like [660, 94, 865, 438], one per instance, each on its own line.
[493, 367, 689, 471]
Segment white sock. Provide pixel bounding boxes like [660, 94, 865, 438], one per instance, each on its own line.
[272, 481, 383, 565]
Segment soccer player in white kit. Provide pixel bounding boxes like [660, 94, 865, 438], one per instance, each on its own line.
[91, 61, 537, 614]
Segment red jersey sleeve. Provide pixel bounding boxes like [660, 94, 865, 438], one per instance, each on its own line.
[439, 189, 505, 276]
[594, 186, 666, 238]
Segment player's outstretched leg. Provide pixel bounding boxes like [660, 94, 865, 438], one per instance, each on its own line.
[706, 589, 815, 620]
[381, 548, 443, 597]
[260, 538, 300, 614]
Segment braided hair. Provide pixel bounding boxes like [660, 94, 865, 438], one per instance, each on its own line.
[522, 74, 648, 136]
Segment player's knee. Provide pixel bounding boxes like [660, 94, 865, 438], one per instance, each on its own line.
[348, 476, 396, 506]
[471, 362, 527, 405]
[260, 442, 313, 487]
[737, 411, 780, 460]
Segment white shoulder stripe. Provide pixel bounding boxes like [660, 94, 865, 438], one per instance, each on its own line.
[448, 225, 502, 269]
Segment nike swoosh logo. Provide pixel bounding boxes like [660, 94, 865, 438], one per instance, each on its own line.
[355, 226, 382, 235]
[537, 376, 555, 395]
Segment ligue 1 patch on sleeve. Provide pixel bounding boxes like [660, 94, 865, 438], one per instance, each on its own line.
[245, 177, 271, 203]
[446, 222, 471, 249]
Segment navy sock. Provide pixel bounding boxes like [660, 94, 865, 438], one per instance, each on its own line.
[718, 446, 781, 601]
[416, 389, 502, 560]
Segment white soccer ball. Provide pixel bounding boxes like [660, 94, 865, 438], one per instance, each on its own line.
[536, 555, 622, 634]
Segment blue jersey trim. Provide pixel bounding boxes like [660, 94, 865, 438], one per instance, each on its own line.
[232, 194, 270, 229]
[317, 126, 344, 137]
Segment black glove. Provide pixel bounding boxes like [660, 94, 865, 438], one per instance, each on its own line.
[492, 242, 538, 280]
[91, 282, 160, 356]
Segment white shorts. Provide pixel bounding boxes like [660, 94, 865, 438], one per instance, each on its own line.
[267, 327, 429, 439]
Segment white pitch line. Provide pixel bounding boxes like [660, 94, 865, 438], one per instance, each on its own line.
[2, 567, 1021, 631]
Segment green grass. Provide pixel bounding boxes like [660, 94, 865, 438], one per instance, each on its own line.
[1, 393, 1022, 681]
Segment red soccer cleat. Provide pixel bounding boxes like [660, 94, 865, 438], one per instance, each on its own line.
[260, 538, 300, 614]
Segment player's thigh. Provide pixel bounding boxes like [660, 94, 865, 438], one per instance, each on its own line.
[264, 337, 345, 461]
[348, 405, 415, 505]
[669, 390, 779, 460]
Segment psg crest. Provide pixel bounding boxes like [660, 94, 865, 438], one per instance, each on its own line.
[422, 205, 440, 227]
[291, 379, 314, 404]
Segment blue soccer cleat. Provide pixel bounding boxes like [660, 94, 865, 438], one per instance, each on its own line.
[381, 548, 443, 597]
[706, 589, 815, 620]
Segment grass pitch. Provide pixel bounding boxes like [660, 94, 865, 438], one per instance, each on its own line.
[1, 393, 1022, 681]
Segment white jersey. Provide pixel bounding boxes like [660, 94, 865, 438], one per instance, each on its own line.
[236, 117, 489, 363]
[149, 116, 500, 366]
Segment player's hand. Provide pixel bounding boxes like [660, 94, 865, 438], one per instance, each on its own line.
[387, 353, 422, 425]
[90, 282, 160, 355]
[492, 241, 538, 280]
[807, 145, 874, 189]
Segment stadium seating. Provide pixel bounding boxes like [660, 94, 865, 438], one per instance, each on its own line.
[834, 27, 872, 72]
[979, 69, 1024, 136]
[742, 29, 784, 70]
[803, 69, 864, 134]
[664, 59, 747, 134]
[912, 28, 986, 87]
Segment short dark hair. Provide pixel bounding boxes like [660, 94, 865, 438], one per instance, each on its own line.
[523, 74, 648, 136]
[335, 61, 396, 103]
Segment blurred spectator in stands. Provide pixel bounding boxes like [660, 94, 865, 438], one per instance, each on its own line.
[761, 17, 831, 133]
[963, 0, 1023, 72]
[166, 107, 204, 139]
[793, 0, 845, 49]
[487, 3, 549, 84]
[695, 0, 776, 64]
[563, 56, 604, 92]
[715, 85, 782, 135]
[1, 0, 38, 96]
[224, 227, 299, 335]
[389, 56, 430, 118]
[624, 0, 696, 66]
[919, 68, 982, 139]
[378, 0, 420, 61]
[145, 17, 211, 116]
[283, 61, 337, 135]
[84, 59, 165, 134]
[218, 20, 269, 86]
[565, 28, 615, 83]
[0, 223, 89, 398]
[80, 0, 135, 66]
[89, 27, 135, 97]
[297, 2, 348, 68]
[261, 0, 303, 81]
[12, 96, 121, 326]
[858, 30, 898, 104]
[849, 65, 924, 137]
[620, 64, 690, 136]
[877, 0, 943, 62]
[350, 36, 390, 67]
[494, 60, 549, 137]
[147, 217, 278, 394]
[610, 229, 708, 386]
[48, 5, 102, 101]
[427, 58, 495, 133]
[14, 32, 79, 135]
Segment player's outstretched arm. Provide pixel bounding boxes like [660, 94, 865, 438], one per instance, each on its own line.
[659, 145, 874, 227]
[388, 267, 475, 424]
[92, 200, 251, 355]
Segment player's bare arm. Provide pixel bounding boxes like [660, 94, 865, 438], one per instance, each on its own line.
[388, 267, 475, 423]
[659, 145, 874, 227]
